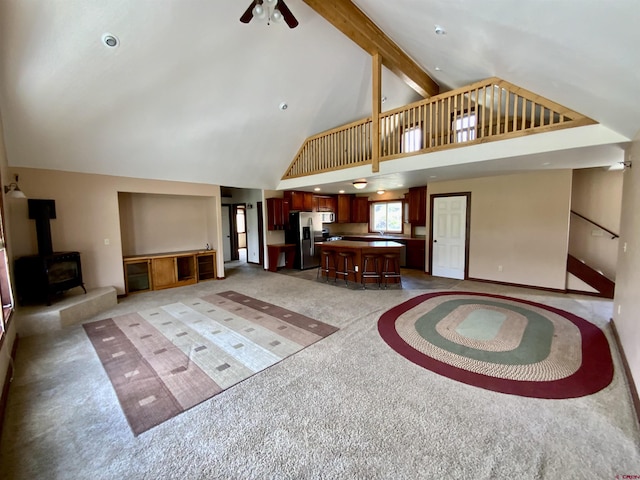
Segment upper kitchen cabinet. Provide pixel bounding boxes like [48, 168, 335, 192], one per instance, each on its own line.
[406, 186, 427, 225]
[350, 196, 369, 223]
[266, 197, 290, 230]
[284, 190, 313, 212]
[314, 195, 337, 212]
[336, 194, 351, 223]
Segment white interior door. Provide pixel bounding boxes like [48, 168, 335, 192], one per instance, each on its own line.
[432, 196, 467, 279]
[221, 205, 232, 262]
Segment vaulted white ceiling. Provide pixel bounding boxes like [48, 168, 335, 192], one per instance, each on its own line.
[0, 0, 638, 192]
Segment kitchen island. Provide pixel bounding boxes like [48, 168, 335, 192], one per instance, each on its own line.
[317, 240, 404, 286]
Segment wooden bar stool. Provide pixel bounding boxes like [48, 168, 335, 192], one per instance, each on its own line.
[335, 251, 356, 286]
[361, 253, 381, 289]
[317, 249, 336, 282]
[381, 253, 402, 289]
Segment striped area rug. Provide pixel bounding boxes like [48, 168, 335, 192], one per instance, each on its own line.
[83, 291, 338, 436]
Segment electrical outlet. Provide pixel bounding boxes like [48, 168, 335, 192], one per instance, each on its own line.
[624, 242, 628, 253]
[618, 305, 622, 315]
[498, 265, 503, 272]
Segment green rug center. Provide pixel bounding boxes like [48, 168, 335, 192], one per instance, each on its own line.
[455, 309, 506, 340]
[415, 299, 554, 365]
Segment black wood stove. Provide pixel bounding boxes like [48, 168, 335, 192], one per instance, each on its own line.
[15, 199, 86, 305]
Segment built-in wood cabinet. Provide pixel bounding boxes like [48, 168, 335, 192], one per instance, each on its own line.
[337, 194, 351, 223]
[196, 252, 216, 281]
[351, 196, 369, 223]
[266, 197, 289, 230]
[124, 250, 217, 294]
[313, 195, 337, 212]
[284, 190, 313, 212]
[123, 259, 151, 293]
[405, 238, 426, 270]
[406, 186, 427, 225]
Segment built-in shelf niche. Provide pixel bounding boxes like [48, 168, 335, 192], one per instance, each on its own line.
[118, 192, 217, 256]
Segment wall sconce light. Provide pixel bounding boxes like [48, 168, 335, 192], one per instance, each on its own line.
[4, 175, 26, 199]
[352, 180, 367, 190]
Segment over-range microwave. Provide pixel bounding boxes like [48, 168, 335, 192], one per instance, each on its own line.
[320, 212, 335, 223]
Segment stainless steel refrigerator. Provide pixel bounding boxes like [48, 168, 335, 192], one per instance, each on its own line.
[285, 211, 323, 269]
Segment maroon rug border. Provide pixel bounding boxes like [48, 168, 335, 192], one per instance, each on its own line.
[377, 291, 614, 399]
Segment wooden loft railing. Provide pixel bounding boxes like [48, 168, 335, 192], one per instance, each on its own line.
[282, 77, 596, 180]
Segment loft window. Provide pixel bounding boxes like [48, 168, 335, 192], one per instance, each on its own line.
[453, 110, 477, 142]
[402, 125, 423, 153]
[370, 201, 403, 234]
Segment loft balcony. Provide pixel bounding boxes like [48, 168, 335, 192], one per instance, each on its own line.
[280, 77, 601, 183]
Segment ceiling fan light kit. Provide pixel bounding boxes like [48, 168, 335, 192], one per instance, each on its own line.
[240, 0, 299, 28]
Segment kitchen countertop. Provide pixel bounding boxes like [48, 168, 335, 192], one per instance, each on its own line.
[317, 240, 404, 248]
[336, 234, 425, 241]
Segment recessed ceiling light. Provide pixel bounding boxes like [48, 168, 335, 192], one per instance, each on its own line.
[339, 190, 345, 194]
[102, 33, 119, 48]
[429, 175, 438, 178]
[314, 187, 321, 191]
[377, 190, 385, 195]
[434, 25, 446, 35]
[435, 67, 442, 71]
[542, 162, 551, 166]
[397, 184, 404, 187]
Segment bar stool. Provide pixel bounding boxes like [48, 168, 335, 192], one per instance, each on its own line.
[335, 251, 356, 286]
[361, 253, 381, 289]
[381, 253, 402, 289]
[317, 249, 336, 282]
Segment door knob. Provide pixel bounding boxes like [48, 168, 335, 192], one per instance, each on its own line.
[433, 239, 437, 243]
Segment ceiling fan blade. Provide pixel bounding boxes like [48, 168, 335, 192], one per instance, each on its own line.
[240, 0, 258, 23]
[277, 0, 299, 28]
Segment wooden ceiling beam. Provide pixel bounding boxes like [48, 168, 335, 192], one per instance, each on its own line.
[302, 0, 439, 98]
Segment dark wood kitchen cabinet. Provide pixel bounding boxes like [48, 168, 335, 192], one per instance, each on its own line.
[284, 190, 313, 211]
[266, 197, 289, 230]
[405, 238, 426, 270]
[406, 186, 427, 225]
[336, 194, 351, 223]
[350, 196, 369, 223]
[314, 195, 336, 212]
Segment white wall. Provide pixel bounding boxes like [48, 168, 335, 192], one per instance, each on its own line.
[569, 168, 622, 280]
[613, 136, 640, 395]
[426, 170, 573, 290]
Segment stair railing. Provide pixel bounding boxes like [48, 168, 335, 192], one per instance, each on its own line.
[570, 210, 619, 239]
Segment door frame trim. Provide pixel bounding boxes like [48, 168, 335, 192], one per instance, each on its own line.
[428, 192, 472, 279]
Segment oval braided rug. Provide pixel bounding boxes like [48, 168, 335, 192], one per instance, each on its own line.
[378, 292, 614, 399]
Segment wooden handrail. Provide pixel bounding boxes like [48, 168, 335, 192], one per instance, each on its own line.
[282, 77, 596, 180]
[570, 210, 619, 239]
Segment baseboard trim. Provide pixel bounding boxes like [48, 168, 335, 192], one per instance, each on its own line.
[610, 319, 640, 427]
[0, 333, 19, 444]
[466, 277, 566, 294]
[566, 289, 608, 298]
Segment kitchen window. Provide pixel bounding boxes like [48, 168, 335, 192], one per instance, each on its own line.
[370, 201, 403, 234]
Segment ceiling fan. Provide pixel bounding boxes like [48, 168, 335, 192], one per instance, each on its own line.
[240, 0, 299, 29]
